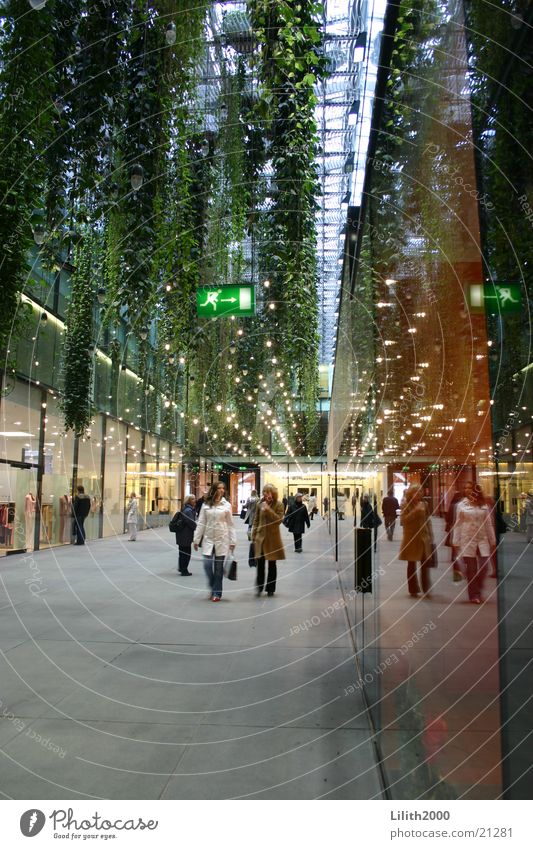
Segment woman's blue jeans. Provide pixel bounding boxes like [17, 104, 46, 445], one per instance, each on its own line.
[203, 553, 225, 598]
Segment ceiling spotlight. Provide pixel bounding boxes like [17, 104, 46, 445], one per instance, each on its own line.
[165, 22, 176, 45]
[348, 99, 360, 126]
[354, 30, 367, 63]
[130, 163, 144, 191]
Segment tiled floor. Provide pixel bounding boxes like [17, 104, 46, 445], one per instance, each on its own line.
[0, 518, 383, 799]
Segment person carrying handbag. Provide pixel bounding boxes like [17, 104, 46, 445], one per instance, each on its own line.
[251, 484, 285, 597]
[193, 482, 236, 602]
[399, 485, 433, 598]
[170, 495, 197, 576]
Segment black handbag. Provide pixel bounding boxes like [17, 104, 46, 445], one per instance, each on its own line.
[227, 560, 238, 581]
[169, 512, 183, 533]
[240, 507, 246, 520]
[424, 543, 438, 568]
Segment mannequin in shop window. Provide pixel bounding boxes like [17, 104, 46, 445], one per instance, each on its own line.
[59, 494, 72, 544]
[25, 493, 36, 550]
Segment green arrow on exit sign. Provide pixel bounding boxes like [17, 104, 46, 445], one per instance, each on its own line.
[197, 285, 256, 318]
[468, 283, 521, 314]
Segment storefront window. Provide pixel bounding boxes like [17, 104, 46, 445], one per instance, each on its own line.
[40, 396, 74, 547]
[0, 380, 42, 553]
[76, 415, 104, 541]
[102, 419, 128, 537]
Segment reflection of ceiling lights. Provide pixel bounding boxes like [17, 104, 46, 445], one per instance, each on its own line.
[0, 431, 34, 437]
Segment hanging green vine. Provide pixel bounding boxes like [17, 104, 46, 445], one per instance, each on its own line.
[0, 0, 55, 359]
[61, 234, 95, 434]
[249, 0, 325, 451]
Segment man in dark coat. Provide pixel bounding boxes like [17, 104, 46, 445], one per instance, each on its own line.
[72, 485, 91, 545]
[194, 489, 208, 518]
[382, 488, 400, 541]
[284, 492, 310, 553]
[171, 495, 197, 575]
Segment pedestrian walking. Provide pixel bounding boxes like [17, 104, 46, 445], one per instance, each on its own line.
[194, 489, 208, 518]
[323, 495, 329, 519]
[193, 481, 236, 602]
[171, 495, 197, 575]
[445, 484, 472, 581]
[308, 493, 318, 520]
[72, 485, 91, 545]
[284, 492, 310, 553]
[382, 488, 400, 541]
[336, 492, 346, 520]
[360, 494, 376, 528]
[399, 485, 433, 598]
[251, 484, 285, 597]
[525, 492, 533, 543]
[244, 489, 259, 567]
[244, 490, 259, 531]
[453, 483, 496, 604]
[126, 492, 139, 541]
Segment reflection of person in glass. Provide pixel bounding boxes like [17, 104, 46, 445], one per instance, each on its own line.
[382, 488, 400, 541]
[399, 485, 433, 598]
[453, 484, 495, 605]
[126, 492, 139, 541]
[72, 485, 91, 545]
[193, 481, 236, 602]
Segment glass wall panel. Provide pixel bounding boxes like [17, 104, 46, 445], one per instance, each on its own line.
[76, 415, 104, 541]
[328, 0, 501, 798]
[40, 396, 74, 547]
[125, 427, 143, 528]
[0, 380, 42, 552]
[102, 420, 128, 537]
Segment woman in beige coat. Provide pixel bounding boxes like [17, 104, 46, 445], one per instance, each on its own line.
[251, 484, 286, 597]
[399, 485, 433, 597]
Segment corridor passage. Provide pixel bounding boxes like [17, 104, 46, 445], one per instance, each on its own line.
[0, 517, 382, 800]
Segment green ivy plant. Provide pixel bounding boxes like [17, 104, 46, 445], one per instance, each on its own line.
[60, 234, 95, 435]
[0, 0, 54, 360]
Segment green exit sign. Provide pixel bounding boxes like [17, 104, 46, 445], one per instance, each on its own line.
[469, 283, 521, 314]
[197, 285, 256, 318]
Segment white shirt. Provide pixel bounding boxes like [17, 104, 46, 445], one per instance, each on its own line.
[193, 498, 236, 557]
[453, 501, 495, 558]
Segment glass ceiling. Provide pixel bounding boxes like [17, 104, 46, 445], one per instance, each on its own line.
[205, 0, 389, 366]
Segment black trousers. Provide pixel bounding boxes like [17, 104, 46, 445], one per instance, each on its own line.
[74, 516, 86, 545]
[178, 545, 191, 573]
[293, 532, 303, 552]
[257, 556, 277, 594]
[407, 560, 430, 595]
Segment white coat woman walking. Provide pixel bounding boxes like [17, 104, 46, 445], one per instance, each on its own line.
[126, 492, 139, 541]
[453, 483, 495, 604]
[193, 481, 236, 602]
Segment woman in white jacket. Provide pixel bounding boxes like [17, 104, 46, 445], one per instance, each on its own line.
[453, 484, 496, 604]
[193, 481, 236, 602]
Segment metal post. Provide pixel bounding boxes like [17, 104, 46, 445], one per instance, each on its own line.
[334, 457, 338, 562]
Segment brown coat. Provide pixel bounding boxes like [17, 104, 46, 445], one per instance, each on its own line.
[398, 500, 432, 562]
[251, 499, 286, 561]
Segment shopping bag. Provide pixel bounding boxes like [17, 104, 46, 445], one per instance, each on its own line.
[227, 560, 238, 581]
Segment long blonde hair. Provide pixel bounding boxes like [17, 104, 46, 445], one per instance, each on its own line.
[262, 483, 279, 503]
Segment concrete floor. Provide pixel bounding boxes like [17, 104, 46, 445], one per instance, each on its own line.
[0, 517, 383, 800]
